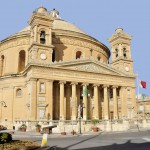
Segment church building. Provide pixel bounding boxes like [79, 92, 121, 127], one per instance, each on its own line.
[0, 7, 137, 131]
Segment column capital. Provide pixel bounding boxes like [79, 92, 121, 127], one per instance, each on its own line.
[59, 81, 66, 84]
[71, 82, 78, 85]
[93, 84, 100, 87]
[29, 78, 37, 82]
[112, 85, 118, 89]
[121, 86, 128, 89]
[82, 83, 89, 86]
[102, 84, 109, 88]
[47, 80, 53, 83]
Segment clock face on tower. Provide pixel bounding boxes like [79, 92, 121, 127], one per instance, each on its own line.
[125, 66, 129, 72]
[40, 53, 47, 60]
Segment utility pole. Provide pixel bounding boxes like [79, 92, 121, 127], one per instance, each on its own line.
[78, 104, 82, 134]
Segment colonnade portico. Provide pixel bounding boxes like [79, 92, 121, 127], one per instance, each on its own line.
[40, 80, 129, 122]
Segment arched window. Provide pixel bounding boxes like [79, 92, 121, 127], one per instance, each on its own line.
[115, 49, 118, 58]
[76, 51, 82, 59]
[0, 55, 4, 76]
[40, 31, 46, 44]
[123, 48, 127, 59]
[97, 55, 101, 61]
[16, 88, 22, 97]
[18, 50, 26, 72]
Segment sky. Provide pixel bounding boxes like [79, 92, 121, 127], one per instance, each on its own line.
[0, 0, 150, 95]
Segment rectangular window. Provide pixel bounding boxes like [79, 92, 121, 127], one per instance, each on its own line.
[127, 89, 130, 98]
[39, 108, 45, 119]
[39, 83, 45, 93]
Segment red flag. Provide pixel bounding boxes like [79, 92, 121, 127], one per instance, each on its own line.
[139, 81, 146, 88]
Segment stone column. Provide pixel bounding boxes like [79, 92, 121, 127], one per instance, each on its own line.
[71, 82, 78, 120]
[54, 83, 59, 119]
[103, 85, 109, 120]
[93, 84, 99, 119]
[59, 81, 66, 120]
[83, 83, 88, 120]
[131, 87, 137, 118]
[113, 86, 118, 119]
[30, 78, 37, 120]
[47, 80, 53, 120]
[66, 84, 71, 120]
[121, 87, 128, 119]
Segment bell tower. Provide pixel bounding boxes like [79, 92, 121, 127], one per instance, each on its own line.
[108, 28, 133, 73]
[28, 7, 54, 63]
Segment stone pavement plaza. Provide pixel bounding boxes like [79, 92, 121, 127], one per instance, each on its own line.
[9, 129, 150, 150]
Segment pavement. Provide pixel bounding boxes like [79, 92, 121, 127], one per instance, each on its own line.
[1, 129, 150, 149]
[1, 127, 150, 139]
[0, 129, 98, 138]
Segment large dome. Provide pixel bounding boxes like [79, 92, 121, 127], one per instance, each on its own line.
[52, 19, 86, 35]
[1, 7, 110, 61]
[13, 19, 87, 37]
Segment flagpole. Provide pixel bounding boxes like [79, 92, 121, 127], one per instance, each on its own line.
[137, 72, 140, 99]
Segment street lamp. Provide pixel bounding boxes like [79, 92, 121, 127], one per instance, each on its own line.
[78, 85, 91, 134]
[0, 101, 7, 122]
[78, 104, 82, 134]
[70, 97, 74, 133]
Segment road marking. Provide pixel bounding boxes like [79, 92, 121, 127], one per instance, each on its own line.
[142, 137, 150, 142]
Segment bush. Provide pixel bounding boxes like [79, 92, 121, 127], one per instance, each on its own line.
[0, 132, 12, 144]
[20, 124, 27, 129]
[35, 123, 41, 128]
[91, 119, 99, 126]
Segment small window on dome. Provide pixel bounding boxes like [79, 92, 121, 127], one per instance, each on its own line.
[76, 51, 82, 59]
[97, 55, 101, 61]
[0, 55, 4, 76]
[40, 31, 46, 44]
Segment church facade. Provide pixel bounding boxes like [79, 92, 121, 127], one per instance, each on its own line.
[0, 7, 137, 131]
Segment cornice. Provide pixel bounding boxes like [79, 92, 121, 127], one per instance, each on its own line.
[111, 58, 133, 64]
[108, 32, 132, 43]
[28, 42, 54, 50]
[23, 58, 136, 79]
[0, 34, 30, 45]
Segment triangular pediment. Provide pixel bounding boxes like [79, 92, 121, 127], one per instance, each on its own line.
[68, 63, 119, 74]
[55, 59, 125, 76]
